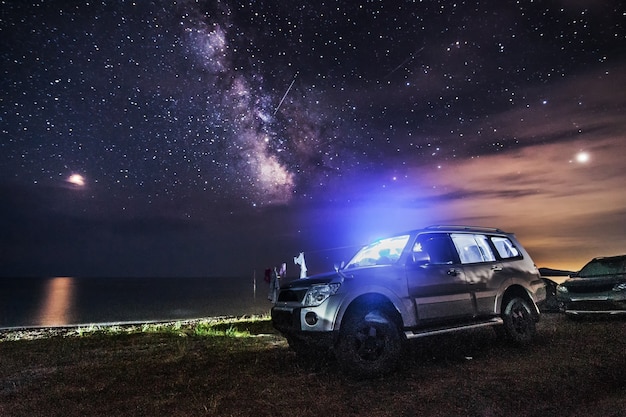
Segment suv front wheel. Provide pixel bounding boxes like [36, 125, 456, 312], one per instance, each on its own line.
[335, 308, 404, 377]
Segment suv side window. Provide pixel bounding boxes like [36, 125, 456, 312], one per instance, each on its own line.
[490, 236, 521, 259]
[451, 233, 496, 264]
[413, 233, 458, 264]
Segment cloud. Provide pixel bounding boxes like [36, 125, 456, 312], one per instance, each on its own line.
[315, 63, 626, 270]
[393, 134, 626, 269]
[459, 63, 626, 152]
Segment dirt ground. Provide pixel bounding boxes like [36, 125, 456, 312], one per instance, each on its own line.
[1, 314, 625, 417]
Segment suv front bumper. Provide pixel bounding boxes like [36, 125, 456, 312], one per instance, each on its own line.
[271, 304, 338, 348]
[271, 299, 339, 334]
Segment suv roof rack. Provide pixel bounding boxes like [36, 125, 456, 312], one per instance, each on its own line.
[424, 225, 506, 233]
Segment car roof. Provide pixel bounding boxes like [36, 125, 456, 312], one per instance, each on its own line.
[381, 225, 513, 239]
[588, 254, 626, 262]
[369, 225, 514, 244]
[422, 225, 508, 234]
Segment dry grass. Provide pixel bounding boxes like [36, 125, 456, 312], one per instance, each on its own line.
[1, 314, 625, 417]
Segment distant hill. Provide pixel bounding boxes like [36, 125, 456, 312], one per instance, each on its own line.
[539, 267, 575, 277]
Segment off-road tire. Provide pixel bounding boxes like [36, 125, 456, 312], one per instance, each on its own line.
[501, 296, 537, 344]
[336, 309, 403, 378]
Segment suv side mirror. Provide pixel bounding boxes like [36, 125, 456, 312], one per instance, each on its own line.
[412, 251, 430, 265]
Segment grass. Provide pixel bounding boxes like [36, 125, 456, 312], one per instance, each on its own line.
[0, 315, 272, 341]
[1, 314, 625, 417]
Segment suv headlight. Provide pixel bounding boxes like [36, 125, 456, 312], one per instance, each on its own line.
[612, 283, 626, 292]
[303, 283, 341, 307]
[556, 285, 568, 294]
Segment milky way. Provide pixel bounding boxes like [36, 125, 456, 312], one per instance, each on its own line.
[1, 1, 625, 276]
[1, 1, 350, 208]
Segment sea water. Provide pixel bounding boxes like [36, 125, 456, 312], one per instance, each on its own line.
[0, 276, 273, 329]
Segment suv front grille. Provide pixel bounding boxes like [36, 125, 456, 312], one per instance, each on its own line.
[566, 283, 615, 293]
[271, 308, 300, 329]
[568, 300, 625, 311]
[277, 288, 308, 302]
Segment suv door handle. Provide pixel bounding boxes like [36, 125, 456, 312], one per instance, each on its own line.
[491, 265, 503, 271]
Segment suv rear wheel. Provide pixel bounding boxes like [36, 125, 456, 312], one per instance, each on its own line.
[501, 296, 537, 344]
[335, 309, 403, 377]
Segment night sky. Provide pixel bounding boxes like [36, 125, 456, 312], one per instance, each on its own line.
[1, 1, 625, 278]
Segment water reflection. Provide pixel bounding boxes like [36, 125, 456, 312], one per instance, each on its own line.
[38, 276, 74, 326]
[0, 276, 271, 329]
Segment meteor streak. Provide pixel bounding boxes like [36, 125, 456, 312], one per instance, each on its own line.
[384, 46, 424, 79]
[274, 72, 298, 115]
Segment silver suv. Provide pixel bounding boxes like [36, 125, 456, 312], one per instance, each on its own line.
[271, 226, 546, 377]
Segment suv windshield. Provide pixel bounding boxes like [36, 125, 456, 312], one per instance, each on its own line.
[344, 235, 410, 269]
[578, 257, 626, 277]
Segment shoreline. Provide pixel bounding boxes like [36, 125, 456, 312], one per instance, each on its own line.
[0, 314, 270, 342]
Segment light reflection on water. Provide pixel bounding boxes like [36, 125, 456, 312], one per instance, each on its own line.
[38, 276, 74, 326]
[1, 276, 273, 329]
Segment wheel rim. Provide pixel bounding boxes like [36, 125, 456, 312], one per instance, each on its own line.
[353, 323, 387, 361]
[509, 300, 531, 335]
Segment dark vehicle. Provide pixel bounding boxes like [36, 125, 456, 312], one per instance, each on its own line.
[539, 268, 575, 312]
[556, 255, 626, 316]
[271, 226, 546, 377]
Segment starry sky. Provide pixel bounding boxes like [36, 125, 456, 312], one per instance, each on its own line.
[1, 0, 625, 278]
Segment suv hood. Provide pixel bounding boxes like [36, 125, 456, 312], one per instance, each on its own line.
[562, 273, 626, 289]
[280, 271, 340, 289]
